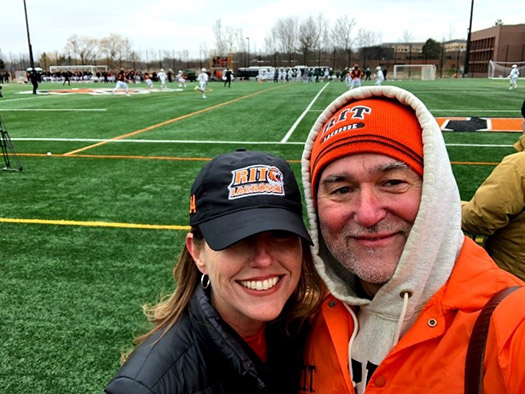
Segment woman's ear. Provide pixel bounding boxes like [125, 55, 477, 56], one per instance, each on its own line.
[186, 232, 207, 274]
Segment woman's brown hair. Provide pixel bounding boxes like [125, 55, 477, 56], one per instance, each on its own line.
[133, 227, 325, 347]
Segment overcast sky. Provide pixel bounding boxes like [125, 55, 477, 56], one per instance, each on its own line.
[2, 0, 523, 60]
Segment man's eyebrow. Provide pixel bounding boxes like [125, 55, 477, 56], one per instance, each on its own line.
[378, 161, 410, 172]
[321, 161, 411, 184]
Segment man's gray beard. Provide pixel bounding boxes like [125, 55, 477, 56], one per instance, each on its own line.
[320, 221, 411, 284]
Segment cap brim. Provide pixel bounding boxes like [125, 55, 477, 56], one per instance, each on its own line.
[198, 207, 312, 251]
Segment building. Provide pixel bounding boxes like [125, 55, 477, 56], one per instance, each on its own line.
[468, 24, 525, 77]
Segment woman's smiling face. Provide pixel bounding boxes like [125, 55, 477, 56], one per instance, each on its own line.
[187, 230, 303, 337]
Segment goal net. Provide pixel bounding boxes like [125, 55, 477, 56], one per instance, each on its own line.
[393, 64, 436, 80]
[488, 60, 524, 79]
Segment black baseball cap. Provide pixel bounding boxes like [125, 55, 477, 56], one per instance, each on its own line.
[189, 149, 312, 251]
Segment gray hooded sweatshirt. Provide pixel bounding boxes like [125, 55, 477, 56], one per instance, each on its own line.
[301, 86, 465, 392]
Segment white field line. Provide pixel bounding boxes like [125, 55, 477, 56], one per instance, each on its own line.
[0, 108, 107, 112]
[9, 137, 514, 148]
[0, 96, 54, 103]
[430, 109, 518, 113]
[280, 82, 330, 143]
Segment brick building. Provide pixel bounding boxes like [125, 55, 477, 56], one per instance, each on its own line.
[468, 24, 525, 77]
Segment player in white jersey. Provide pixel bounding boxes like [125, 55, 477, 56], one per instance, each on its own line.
[197, 68, 209, 99]
[375, 66, 384, 86]
[176, 70, 186, 87]
[509, 64, 520, 89]
[157, 69, 167, 89]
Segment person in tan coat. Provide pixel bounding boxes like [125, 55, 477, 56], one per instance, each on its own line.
[461, 100, 525, 280]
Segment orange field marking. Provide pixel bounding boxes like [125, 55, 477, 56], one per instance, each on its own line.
[63, 85, 288, 156]
[435, 117, 522, 132]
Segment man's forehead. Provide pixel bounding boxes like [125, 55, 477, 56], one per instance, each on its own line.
[320, 154, 411, 177]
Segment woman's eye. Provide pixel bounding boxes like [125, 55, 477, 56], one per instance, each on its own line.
[270, 231, 295, 240]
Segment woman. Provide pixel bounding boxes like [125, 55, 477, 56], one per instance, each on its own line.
[103, 149, 324, 394]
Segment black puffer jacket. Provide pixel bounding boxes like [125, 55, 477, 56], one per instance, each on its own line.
[103, 286, 307, 394]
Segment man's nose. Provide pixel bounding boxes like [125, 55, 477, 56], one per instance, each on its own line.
[353, 187, 386, 227]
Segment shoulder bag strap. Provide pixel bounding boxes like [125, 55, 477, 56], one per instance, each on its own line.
[464, 286, 522, 394]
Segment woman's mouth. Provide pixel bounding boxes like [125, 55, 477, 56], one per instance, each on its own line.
[239, 276, 281, 291]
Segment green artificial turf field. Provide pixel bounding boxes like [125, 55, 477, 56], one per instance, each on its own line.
[0, 77, 522, 393]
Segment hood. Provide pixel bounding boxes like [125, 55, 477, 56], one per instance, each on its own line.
[301, 86, 464, 330]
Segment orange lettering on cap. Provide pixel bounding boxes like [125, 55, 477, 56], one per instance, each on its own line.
[234, 169, 248, 185]
[189, 194, 197, 214]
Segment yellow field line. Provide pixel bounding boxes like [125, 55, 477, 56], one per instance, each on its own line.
[17, 153, 492, 165]
[63, 85, 289, 156]
[0, 217, 190, 230]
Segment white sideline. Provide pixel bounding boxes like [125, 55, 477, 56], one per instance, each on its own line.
[280, 82, 330, 143]
[0, 108, 107, 112]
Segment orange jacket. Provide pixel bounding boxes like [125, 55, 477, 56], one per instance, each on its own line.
[300, 238, 525, 394]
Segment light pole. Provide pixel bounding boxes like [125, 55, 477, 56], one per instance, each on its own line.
[23, 0, 35, 70]
[246, 37, 250, 67]
[463, 0, 474, 78]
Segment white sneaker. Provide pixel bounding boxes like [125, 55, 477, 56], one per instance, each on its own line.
[203, 95, 207, 99]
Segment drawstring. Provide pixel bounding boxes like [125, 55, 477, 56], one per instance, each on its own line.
[393, 291, 410, 346]
[343, 302, 359, 390]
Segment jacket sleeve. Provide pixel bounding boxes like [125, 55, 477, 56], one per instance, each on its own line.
[461, 155, 524, 235]
[103, 376, 155, 394]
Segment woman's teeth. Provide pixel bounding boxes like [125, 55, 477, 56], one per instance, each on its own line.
[239, 276, 280, 291]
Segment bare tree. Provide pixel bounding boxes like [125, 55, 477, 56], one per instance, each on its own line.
[65, 34, 97, 65]
[400, 30, 414, 43]
[299, 16, 320, 65]
[264, 33, 278, 66]
[199, 42, 208, 69]
[98, 33, 127, 68]
[331, 15, 356, 66]
[212, 19, 228, 55]
[356, 28, 381, 49]
[316, 14, 329, 66]
[272, 17, 299, 66]
[222, 26, 239, 54]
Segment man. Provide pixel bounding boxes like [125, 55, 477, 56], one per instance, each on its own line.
[224, 68, 233, 88]
[300, 86, 524, 393]
[349, 64, 363, 89]
[112, 70, 130, 96]
[28, 69, 40, 95]
[158, 68, 167, 89]
[374, 66, 384, 86]
[196, 68, 208, 99]
[461, 100, 525, 280]
[508, 64, 519, 89]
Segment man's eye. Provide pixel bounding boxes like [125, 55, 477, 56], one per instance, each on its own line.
[331, 186, 351, 195]
[385, 179, 405, 186]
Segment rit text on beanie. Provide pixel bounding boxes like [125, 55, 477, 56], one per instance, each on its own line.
[309, 97, 424, 198]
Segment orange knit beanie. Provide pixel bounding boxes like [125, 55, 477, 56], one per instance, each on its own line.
[310, 98, 424, 198]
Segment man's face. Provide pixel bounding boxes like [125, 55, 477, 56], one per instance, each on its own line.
[317, 154, 422, 294]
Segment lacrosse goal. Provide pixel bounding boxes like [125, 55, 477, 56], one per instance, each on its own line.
[488, 60, 524, 79]
[393, 64, 436, 80]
